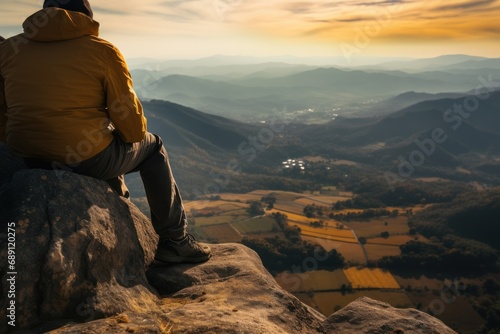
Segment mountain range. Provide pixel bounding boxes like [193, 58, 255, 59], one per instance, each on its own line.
[131, 55, 500, 121]
[124, 89, 500, 198]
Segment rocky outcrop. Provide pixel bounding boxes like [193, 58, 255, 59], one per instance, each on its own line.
[0, 145, 160, 332]
[324, 297, 458, 334]
[0, 144, 457, 333]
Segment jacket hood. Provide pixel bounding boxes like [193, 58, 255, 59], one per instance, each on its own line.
[22, 8, 99, 42]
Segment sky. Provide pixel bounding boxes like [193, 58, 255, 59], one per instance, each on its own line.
[0, 0, 499, 61]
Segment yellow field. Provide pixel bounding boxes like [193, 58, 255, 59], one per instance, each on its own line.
[269, 210, 313, 223]
[298, 231, 358, 244]
[343, 267, 400, 289]
[293, 224, 358, 244]
[275, 269, 350, 293]
[186, 200, 249, 212]
[218, 193, 263, 202]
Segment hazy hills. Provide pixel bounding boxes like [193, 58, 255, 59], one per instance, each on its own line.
[127, 54, 496, 71]
[139, 91, 500, 171]
[131, 54, 500, 121]
[122, 88, 500, 200]
[124, 54, 500, 195]
[296, 91, 500, 172]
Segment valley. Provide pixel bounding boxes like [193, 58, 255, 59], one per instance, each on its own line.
[124, 55, 500, 334]
[174, 188, 494, 333]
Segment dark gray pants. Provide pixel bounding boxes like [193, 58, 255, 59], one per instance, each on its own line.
[72, 132, 187, 240]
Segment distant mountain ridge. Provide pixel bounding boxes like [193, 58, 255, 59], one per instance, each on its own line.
[127, 54, 496, 70]
[133, 68, 491, 121]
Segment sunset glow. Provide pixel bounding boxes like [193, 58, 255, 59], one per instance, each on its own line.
[1, 0, 499, 59]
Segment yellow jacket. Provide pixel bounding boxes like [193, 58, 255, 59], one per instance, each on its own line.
[0, 8, 146, 164]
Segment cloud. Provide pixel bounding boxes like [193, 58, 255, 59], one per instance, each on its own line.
[434, 0, 498, 12]
[0, 0, 499, 58]
[230, 0, 500, 45]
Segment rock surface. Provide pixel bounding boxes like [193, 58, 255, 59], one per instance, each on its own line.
[0, 144, 457, 333]
[0, 145, 159, 332]
[324, 297, 458, 334]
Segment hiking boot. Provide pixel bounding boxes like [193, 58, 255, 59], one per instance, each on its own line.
[155, 234, 211, 263]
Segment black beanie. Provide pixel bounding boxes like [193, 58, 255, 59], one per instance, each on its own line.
[43, 0, 93, 18]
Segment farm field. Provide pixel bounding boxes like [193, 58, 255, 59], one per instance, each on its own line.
[185, 191, 422, 267]
[273, 202, 305, 214]
[232, 216, 277, 234]
[393, 274, 454, 293]
[343, 267, 401, 289]
[275, 269, 350, 292]
[367, 235, 419, 246]
[343, 216, 410, 238]
[247, 190, 303, 201]
[302, 236, 367, 265]
[219, 193, 263, 202]
[268, 210, 313, 223]
[269, 208, 358, 243]
[194, 215, 243, 226]
[294, 196, 351, 207]
[364, 244, 401, 261]
[200, 224, 242, 243]
[184, 190, 489, 334]
[294, 222, 357, 242]
[184, 200, 234, 211]
[276, 267, 401, 294]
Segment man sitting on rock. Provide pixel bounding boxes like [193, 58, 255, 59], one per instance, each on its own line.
[0, 0, 211, 263]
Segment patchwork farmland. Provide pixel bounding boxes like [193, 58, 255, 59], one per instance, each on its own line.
[183, 189, 471, 328]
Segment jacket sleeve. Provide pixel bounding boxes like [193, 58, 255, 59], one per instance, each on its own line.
[103, 45, 147, 143]
[0, 76, 6, 143]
